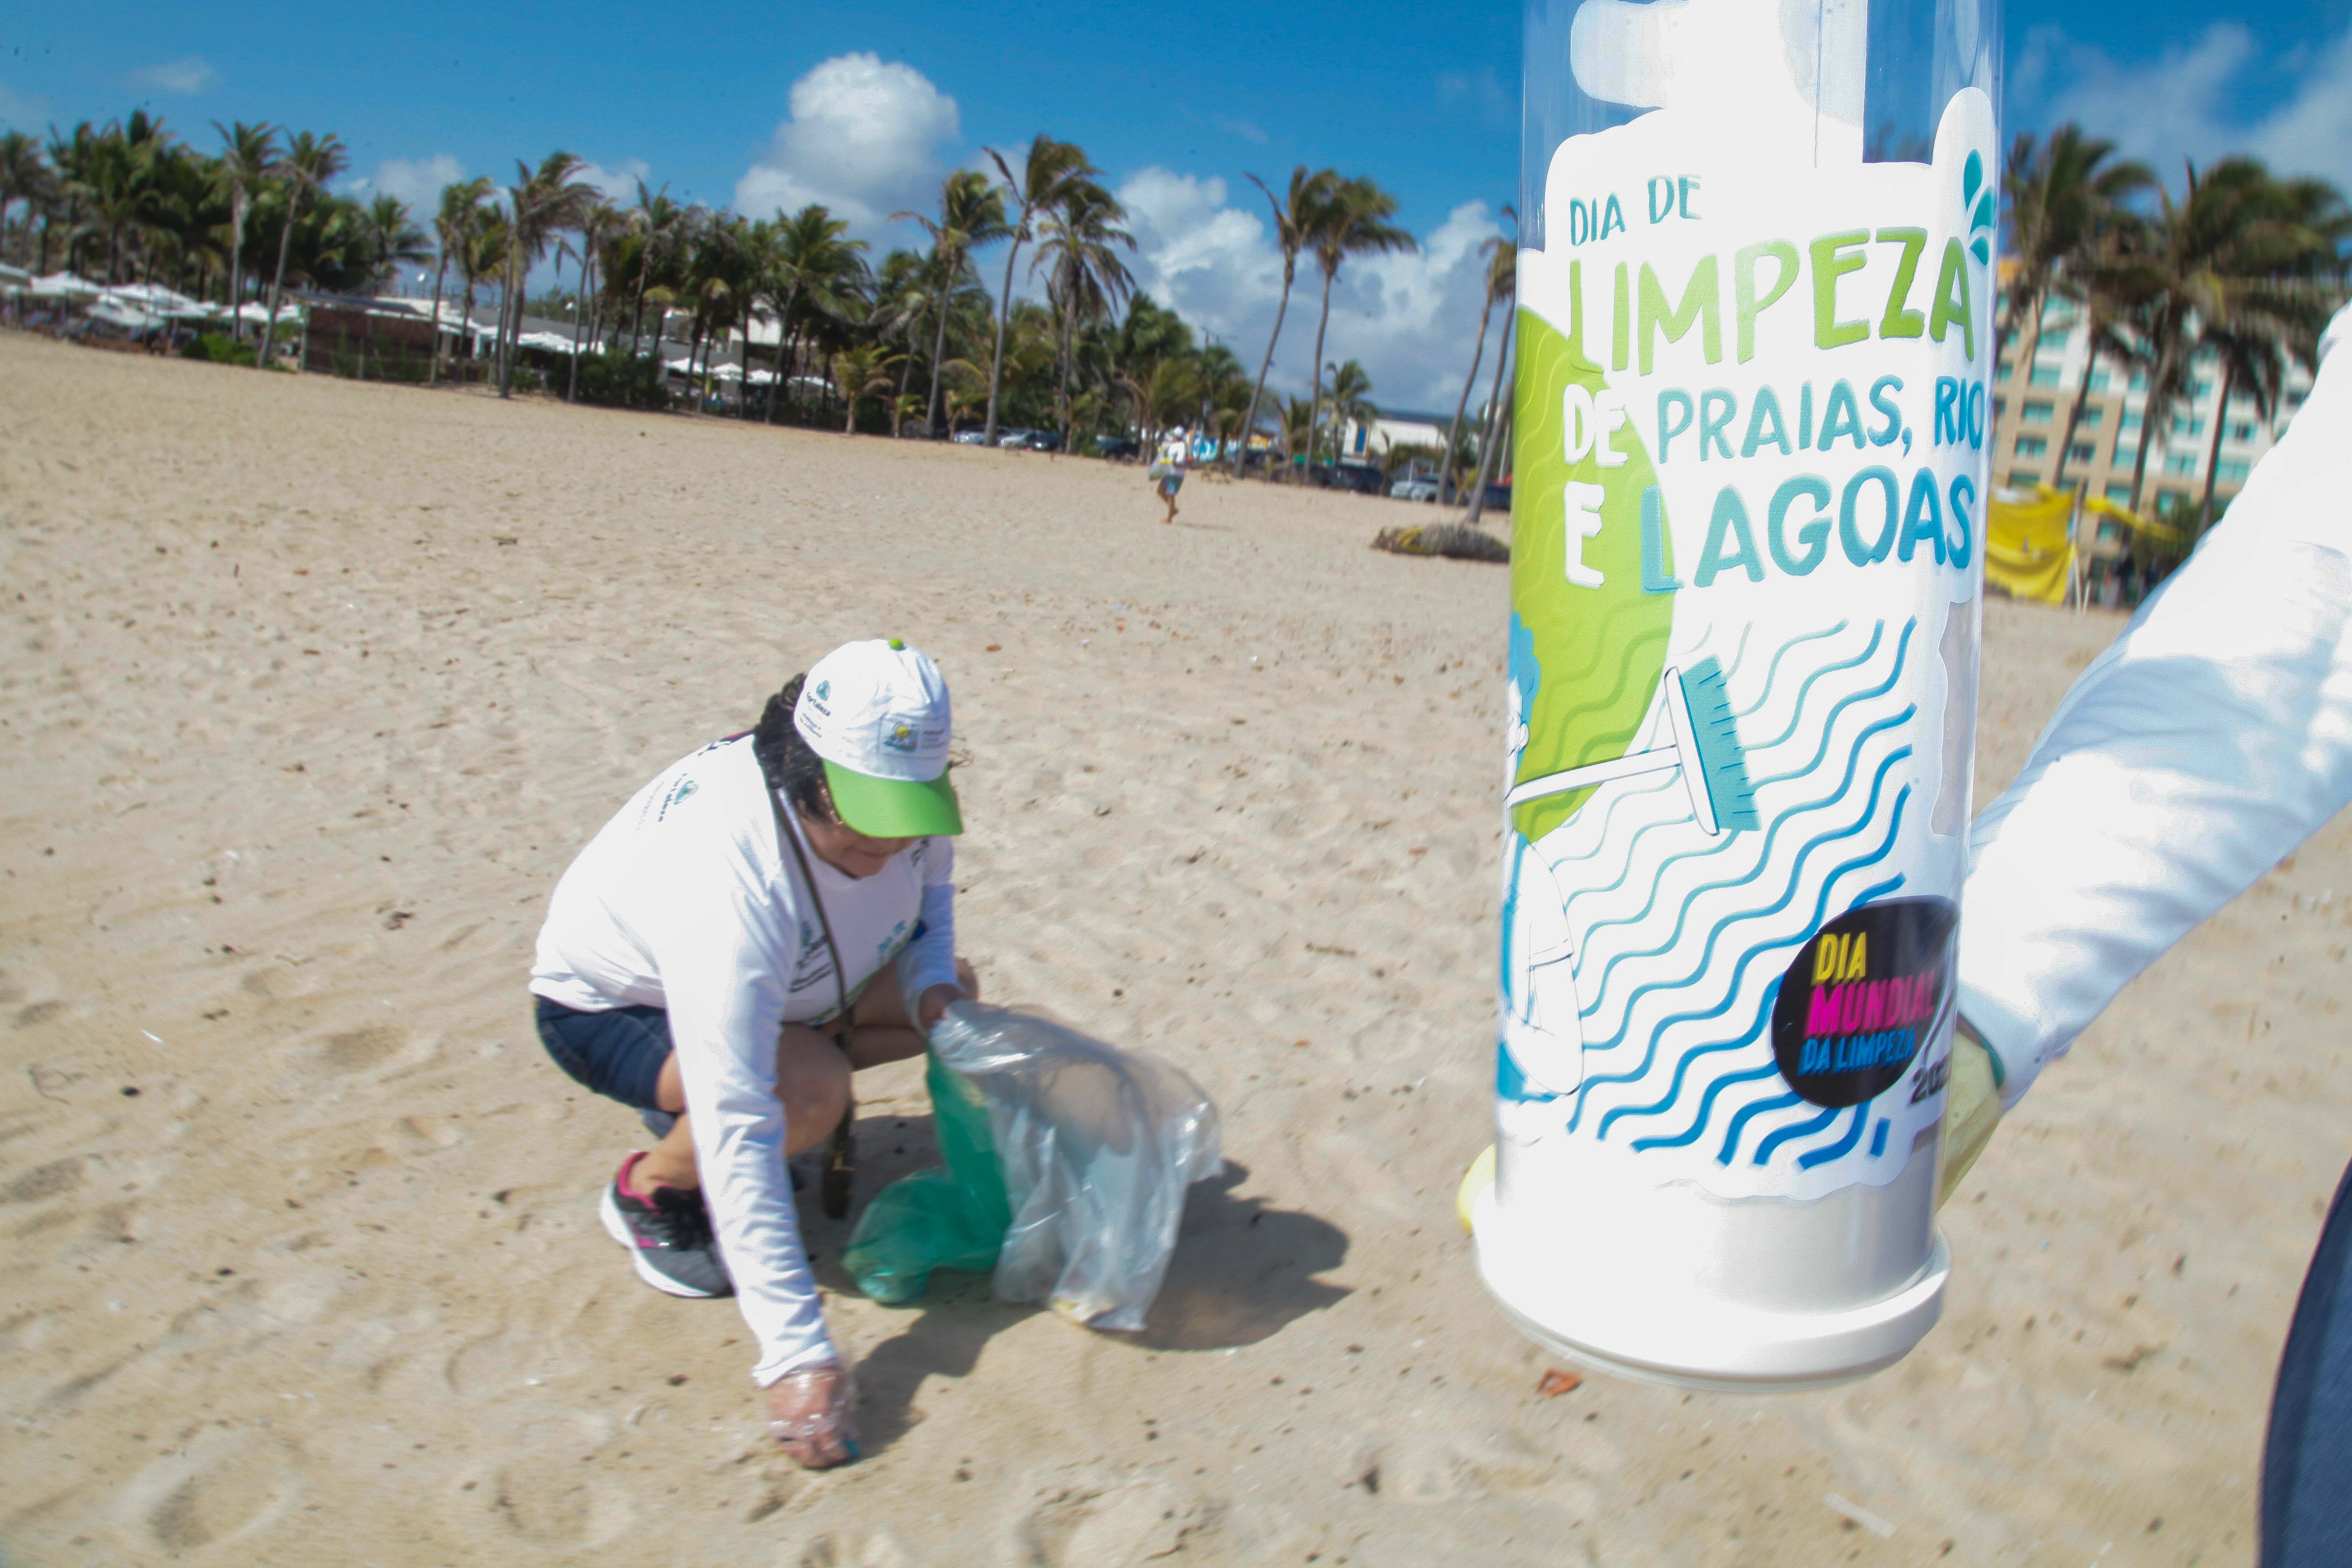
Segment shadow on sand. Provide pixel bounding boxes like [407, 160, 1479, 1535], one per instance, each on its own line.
[801, 1115, 1348, 1456]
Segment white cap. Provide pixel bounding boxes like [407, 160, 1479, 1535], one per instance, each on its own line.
[792, 639, 962, 837]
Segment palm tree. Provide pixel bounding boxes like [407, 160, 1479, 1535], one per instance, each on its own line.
[1444, 217, 1515, 502]
[898, 169, 1011, 438]
[358, 193, 430, 293]
[568, 199, 622, 400]
[254, 130, 346, 369]
[211, 121, 276, 339]
[1998, 127, 2155, 377]
[1032, 181, 1136, 449]
[1322, 359, 1376, 460]
[2102, 158, 2346, 519]
[831, 343, 900, 433]
[495, 152, 597, 396]
[1232, 167, 1336, 478]
[625, 180, 686, 356]
[459, 209, 510, 377]
[981, 136, 1093, 445]
[1464, 312, 1517, 526]
[1305, 176, 1415, 468]
[425, 179, 491, 385]
[0, 130, 41, 241]
[761, 202, 868, 422]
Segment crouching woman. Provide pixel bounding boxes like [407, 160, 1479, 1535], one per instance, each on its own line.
[527, 639, 974, 1467]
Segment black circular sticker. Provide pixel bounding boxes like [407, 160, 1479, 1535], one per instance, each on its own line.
[1770, 897, 1959, 1109]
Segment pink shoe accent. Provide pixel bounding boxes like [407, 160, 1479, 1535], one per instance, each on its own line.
[615, 1151, 653, 1203]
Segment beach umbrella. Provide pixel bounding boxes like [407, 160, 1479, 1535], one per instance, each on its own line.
[28, 272, 104, 301]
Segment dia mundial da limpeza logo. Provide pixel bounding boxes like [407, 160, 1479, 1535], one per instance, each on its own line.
[1498, 88, 1994, 1203]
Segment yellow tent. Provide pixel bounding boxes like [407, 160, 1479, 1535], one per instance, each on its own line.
[2083, 492, 2185, 550]
[1984, 486, 2076, 604]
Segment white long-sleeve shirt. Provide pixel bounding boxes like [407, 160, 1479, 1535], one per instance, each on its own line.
[1958, 304, 2352, 1108]
[530, 733, 958, 1382]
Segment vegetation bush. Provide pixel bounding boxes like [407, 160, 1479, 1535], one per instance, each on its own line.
[571, 349, 669, 410]
[179, 332, 256, 366]
[1371, 522, 1509, 564]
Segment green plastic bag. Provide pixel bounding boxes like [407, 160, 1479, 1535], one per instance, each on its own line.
[843, 1051, 1010, 1303]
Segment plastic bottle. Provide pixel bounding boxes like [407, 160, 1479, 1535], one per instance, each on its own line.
[1474, 0, 2002, 1389]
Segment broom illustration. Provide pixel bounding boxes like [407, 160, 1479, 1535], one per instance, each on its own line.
[1504, 657, 1760, 836]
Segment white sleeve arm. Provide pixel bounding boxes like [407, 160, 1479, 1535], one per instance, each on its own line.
[897, 839, 959, 1014]
[650, 859, 837, 1385]
[1958, 311, 2352, 1107]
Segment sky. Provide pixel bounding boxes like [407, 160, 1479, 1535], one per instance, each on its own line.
[7, 1, 2352, 412]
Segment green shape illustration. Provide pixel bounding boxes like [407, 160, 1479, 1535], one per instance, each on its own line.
[1509, 305, 1678, 843]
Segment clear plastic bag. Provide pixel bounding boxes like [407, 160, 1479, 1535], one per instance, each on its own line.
[843, 1002, 1223, 1329]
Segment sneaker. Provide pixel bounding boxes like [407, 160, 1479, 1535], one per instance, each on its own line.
[599, 1156, 733, 1299]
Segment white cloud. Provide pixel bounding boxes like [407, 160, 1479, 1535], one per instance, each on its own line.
[734, 53, 961, 238]
[2017, 18, 2352, 183]
[367, 154, 468, 213]
[128, 56, 218, 95]
[1117, 166, 1508, 412]
[577, 159, 652, 203]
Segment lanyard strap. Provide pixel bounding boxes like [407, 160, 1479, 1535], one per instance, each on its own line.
[766, 782, 851, 1043]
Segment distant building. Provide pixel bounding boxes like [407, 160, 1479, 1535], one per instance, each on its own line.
[1989, 291, 2314, 584]
[1340, 409, 1451, 460]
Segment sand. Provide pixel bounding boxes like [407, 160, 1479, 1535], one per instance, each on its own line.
[3, 328, 2346, 1566]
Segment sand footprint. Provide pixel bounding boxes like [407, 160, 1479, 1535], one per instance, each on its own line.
[444, 1327, 592, 1400]
[110, 1428, 300, 1555]
[795, 1528, 916, 1568]
[1012, 1472, 1203, 1565]
[1348, 1428, 1560, 1506]
[280, 1023, 439, 1082]
[479, 1412, 631, 1545]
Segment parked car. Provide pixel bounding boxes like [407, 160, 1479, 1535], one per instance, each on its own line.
[1482, 479, 1512, 512]
[1022, 429, 1063, 453]
[1389, 474, 1441, 502]
[996, 428, 1037, 448]
[1322, 459, 1386, 496]
[951, 427, 989, 444]
[1093, 435, 1140, 459]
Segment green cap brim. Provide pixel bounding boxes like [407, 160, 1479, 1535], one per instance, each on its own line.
[822, 759, 963, 837]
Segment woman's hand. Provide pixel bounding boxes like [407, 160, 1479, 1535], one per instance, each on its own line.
[766, 1362, 857, 1469]
[915, 984, 963, 1031]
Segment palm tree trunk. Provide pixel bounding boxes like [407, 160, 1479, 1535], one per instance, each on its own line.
[928, 260, 958, 437]
[568, 252, 588, 402]
[497, 243, 521, 398]
[2196, 361, 2234, 540]
[1234, 264, 1294, 479]
[765, 284, 797, 424]
[1464, 316, 1515, 525]
[2052, 347, 2096, 494]
[227, 190, 246, 344]
[1443, 285, 1497, 503]
[895, 328, 917, 438]
[256, 191, 299, 371]
[427, 252, 448, 386]
[983, 226, 1028, 445]
[1306, 266, 1336, 473]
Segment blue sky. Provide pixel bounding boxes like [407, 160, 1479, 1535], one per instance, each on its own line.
[8, 1, 2351, 407]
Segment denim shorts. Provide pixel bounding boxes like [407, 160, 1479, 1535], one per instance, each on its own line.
[534, 996, 673, 1111]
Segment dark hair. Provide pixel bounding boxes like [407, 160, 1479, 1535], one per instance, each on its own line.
[752, 674, 839, 825]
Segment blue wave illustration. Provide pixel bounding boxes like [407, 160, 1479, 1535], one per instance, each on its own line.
[1750, 1102, 1841, 1163]
[1735, 623, 1848, 720]
[1752, 620, 1918, 790]
[1583, 790, 1910, 1148]
[1579, 759, 1912, 1137]
[1714, 1090, 1803, 1163]
[1749, 622, 1884, 752]
[1639, 1060, 1781, 1156]
[1550, 775, 1682, 864]
[1578, 725, 1918, 1030]
[1719, 625, 1754, 683]
[1796, 1105, 1872, 1169]
[1561, 622, 1908, 1016]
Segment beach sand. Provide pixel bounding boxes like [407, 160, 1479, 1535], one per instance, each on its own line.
[3, 329, 2345, 1566]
